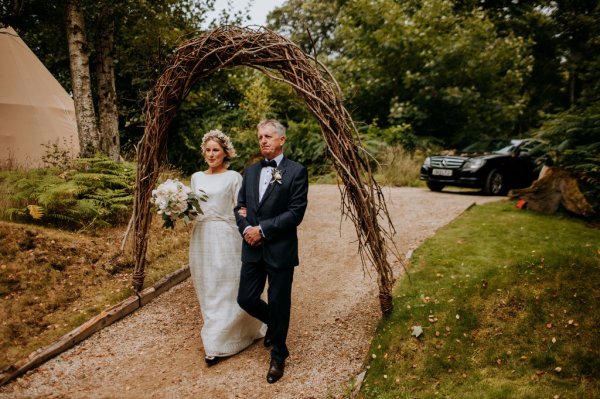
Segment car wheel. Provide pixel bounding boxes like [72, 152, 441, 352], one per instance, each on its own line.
[483, 169, 506, 195]
[427, 182, 445, 192]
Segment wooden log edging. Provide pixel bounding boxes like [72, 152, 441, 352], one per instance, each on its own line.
[0, 265, 191, 387]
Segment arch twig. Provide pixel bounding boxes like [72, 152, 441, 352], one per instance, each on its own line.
[133, 26, 399, 315]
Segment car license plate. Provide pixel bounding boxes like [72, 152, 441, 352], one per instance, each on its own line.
[432, 169, 452, 176]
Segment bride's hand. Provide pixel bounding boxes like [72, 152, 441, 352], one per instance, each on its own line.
[238, 207, 247, 218]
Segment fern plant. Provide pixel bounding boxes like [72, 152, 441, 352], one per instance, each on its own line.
[0, 154, 135, 230]
[536, 101, 600, 214]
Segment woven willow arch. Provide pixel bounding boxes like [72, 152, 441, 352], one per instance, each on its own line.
[133, 26, 399, 315]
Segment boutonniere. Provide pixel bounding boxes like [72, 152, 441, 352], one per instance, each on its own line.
[270, 168, 283, 185]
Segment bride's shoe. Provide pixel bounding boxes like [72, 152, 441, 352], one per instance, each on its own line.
[204, 356, 220, 367]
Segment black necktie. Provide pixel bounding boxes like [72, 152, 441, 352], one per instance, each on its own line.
[261, 159, 277, 168]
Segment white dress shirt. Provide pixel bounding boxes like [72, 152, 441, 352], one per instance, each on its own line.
[258, 153, 284, 202]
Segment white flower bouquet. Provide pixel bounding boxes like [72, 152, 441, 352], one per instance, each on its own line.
[150, 179, 207, 228]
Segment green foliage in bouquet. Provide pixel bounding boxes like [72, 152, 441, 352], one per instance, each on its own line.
[0, 154, 135, 229]
[160, 193, 206, 229]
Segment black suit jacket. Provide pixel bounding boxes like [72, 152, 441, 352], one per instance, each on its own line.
[234, 156, 309, 268]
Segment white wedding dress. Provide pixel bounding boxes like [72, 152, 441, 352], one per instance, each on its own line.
[189, 170, 266, 357]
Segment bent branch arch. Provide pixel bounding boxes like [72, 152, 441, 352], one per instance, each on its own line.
[133, 26, 398, 315]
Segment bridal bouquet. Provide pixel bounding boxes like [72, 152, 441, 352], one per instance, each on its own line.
[150, 179, 207, 228]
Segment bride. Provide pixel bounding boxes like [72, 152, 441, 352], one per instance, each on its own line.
[189, 129, 265, 366]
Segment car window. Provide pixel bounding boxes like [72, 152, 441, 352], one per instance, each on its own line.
[495, 143, 518, 154]
[461, 139, 512, 154]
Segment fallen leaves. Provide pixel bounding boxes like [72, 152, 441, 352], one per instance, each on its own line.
[411, 325, 423, 338]
[26, 205, 44, 220]
[567, 319, 579, 327]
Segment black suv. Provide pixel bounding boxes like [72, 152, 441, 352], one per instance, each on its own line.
[420, 138, 547, 195]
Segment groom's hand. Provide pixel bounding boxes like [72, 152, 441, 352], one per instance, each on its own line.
[244, 226, 263, 246]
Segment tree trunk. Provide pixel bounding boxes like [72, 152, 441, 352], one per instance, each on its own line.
[65, 0, 99, 157]
[568, 68, 577, 107]
[95, 4, 120, 161]
[509, 167, 594, 217]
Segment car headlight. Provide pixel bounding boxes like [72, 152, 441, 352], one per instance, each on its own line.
[423, 157, 431, 168]
[463, 158, 486, 171]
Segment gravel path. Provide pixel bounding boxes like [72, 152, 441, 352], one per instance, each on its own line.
[1, 186, 499, 399]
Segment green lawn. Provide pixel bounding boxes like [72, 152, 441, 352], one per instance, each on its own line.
[361, 201, 599, 399]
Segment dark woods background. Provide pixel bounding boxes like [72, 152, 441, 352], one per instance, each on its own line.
[1, 0, 598, 177]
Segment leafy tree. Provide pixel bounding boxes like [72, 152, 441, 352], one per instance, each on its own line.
[475, 2, 568, 131]
[233, 71, 329, 175]
[94, 1, 120, 160]
[550, 0, 600, 107]
[165, 69, 257, 174]
[165, 65, 329, 176]
[333, 0, 533, 146]
[455, 0, 600, 126]
[267, 0, 342, 58]
[2, 0, 220, 159]
[112, 0, 220, 153]
[65, 0, 100, 157]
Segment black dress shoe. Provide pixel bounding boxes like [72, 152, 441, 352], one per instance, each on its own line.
[263, 329, 273, 347]
[204, 356, 220, 367]
[266, 358, 285, 384]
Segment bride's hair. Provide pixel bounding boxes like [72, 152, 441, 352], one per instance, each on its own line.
[201, 130, 237, 163]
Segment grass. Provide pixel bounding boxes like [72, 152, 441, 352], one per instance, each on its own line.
[361, 201, 599, 399]
[374, 146, 425, 187]
[306, 145, 426, 187]
[0, 216, 193, 370]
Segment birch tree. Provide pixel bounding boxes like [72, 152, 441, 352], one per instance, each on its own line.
[95, 3, 119, 160]
[65, 0, 99, 157]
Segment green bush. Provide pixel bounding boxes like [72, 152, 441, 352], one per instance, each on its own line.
[374, 146, 426, 187]
[355, 121, 439, 187]
[0, 155, 135, 229]
[284, 120, 331, 176]
[536, 101, 600, 213]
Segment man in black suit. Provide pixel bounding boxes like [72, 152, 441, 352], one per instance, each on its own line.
[234, 119, 309, 384]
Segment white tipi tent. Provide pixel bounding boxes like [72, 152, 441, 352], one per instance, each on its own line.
[0, 26, 79, 167]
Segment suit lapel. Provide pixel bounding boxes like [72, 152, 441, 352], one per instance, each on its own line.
[257, 156, 287, 210]
[249, 163, 261, 209]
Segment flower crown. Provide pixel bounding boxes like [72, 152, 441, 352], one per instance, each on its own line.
[201, 129, 237, 159]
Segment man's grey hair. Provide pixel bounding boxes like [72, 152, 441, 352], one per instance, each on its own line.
[257, 119, 286, 137]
